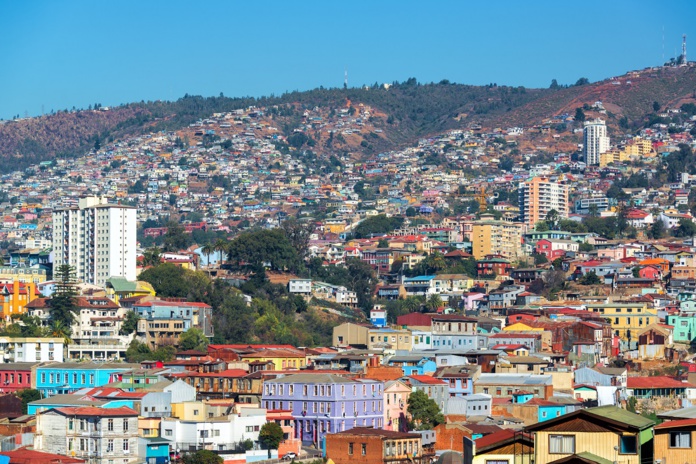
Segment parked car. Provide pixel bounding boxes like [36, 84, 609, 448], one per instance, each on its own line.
[282, 453, 297, 461]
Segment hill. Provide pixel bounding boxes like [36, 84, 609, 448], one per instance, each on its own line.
[1, 67, 695, 172]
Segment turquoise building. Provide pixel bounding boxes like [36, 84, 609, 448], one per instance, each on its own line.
[36, 362, 139, 397]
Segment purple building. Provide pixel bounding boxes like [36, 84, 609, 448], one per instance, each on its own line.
[262, 373, 384, 445]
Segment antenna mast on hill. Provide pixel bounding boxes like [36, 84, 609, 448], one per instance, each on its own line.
[344, 68, 348, 89]
[682, 34, 687, 65]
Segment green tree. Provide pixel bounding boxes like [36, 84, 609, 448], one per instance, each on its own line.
[405, 206, 417, 217]
[227, 229, 301, 273]
[280, 217, 313, 261]
[407, 389, 444, 430]
[353, 214, 404, 239]
[575, 77, 590, 86]
[49, 264, 78, 330]
[545, 209, 560, 230]
[575, 107, 586, 122]
[579, 242, 594, 252]
[162, 221, 190, 252]
[425, 294, 443, 312]
[653, 101, 661, 112]
[141, 247, 162, 267]
[533, 253, 549, 265]
[579, 271, 601, 285]
[377, 238, 390, 248]
[535, 221, 550, 232]
[588, 204, 599, 218]
[201, 243, 214, 274]
[674, 218, 696, 237]
[499, 156, 514, 172]
[179, 327, 209, 351]
[16, 388, 41, 414]
[259, 422, 284, 458]
[649, 219, 665, 239]
[119, 311, 140, 335]
[182, 449, 223, 464]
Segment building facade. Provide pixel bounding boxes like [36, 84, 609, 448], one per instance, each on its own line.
[261, 373, 384, 446]
[471, 219, 523, 260]
[583, 119, 610, 166]
[518, 177, 570, 228]
[53, 196, 137, 287]
[34, 406, 140, 463]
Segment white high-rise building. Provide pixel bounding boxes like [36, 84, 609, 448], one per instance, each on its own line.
[53, 196, 136, 287]
[583, 119, 610, 166]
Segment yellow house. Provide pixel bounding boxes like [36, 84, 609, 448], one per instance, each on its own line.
[239, 348, 307, 370]
[526, 405, 655, 464]
[0, 267, 47, 284]
[105, 277, 156, 304]
[471, 429, 534, 464]
[503, 322, 545, 332]
[586, 303, 656, 341]
[138, 417, 162, 437]
[324, 219, 346, 234]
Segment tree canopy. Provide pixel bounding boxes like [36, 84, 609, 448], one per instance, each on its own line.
[407, 390, 444, 430]
[353, 214, 404, 239]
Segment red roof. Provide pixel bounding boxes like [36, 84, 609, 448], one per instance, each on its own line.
[409, 375, 446, 385]
[627, 376, 696, 389]
[475, 429, 530, 449]
[655, 418, 696, 429]
[171, 369, 249, 379]
[0, 447, 85, 464]
[51, 406, 138, 417]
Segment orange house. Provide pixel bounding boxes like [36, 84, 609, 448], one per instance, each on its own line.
[0, 280, 38, 321]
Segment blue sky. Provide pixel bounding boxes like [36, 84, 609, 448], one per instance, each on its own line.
[1, 0, 695, 119]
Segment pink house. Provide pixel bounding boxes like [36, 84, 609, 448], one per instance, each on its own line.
[383, 380, 411, 432]
[536, 239, 578, 260]
[638, 265, 661, 281]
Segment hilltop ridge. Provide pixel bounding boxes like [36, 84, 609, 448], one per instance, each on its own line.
[1, 66, 695, 173]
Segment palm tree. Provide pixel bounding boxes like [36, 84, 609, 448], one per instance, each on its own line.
[201, 243, 213, 276]
[425, 294, 443, 313]
[47, 319, 73, 344]
[141, 247, 161, 267]
[214, 239, 227, 268]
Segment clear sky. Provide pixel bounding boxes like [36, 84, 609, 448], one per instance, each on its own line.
[1, 0, 695, 120]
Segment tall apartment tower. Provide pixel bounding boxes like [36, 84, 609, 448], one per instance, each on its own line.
[53, 196, 136, 287]
[518, 177, 570, 227]
[583, 119, 610, 166]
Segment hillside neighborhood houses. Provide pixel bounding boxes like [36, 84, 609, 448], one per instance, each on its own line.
[0, 67, 696, 463]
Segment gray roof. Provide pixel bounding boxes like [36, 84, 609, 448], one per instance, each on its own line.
[476, 374, 553, 386]
[269, 373, 379, 384]
[0, 362, 42, 370]
[30, 394, 107, 406]
[657, 406, 696, 420]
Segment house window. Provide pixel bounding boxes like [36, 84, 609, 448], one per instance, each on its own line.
[549, 435, 575, 454]
[620, 436, 637, 454]
[348, 443, 353, 455]
[123, 440, 129, 451]
[670, 431, 691, 448]
[123, 419, 129, 431]
[108, 419, 114, 431]
[107, 440, 114, 452]
[485, 461, 509, 464]
[361, 443, 367, 455]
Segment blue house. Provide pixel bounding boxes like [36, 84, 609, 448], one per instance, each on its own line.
[387, 355, 436, 376]
[36, 362, 139, 397]
[512, 392, 566, 422]
[139, 437, 171, 464]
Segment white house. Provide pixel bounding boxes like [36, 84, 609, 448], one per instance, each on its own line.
[288, 279, 312, 295]
[0, 337, 64, 363]
[160, 408, 267, 452]
[34, 406, 140, 462]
